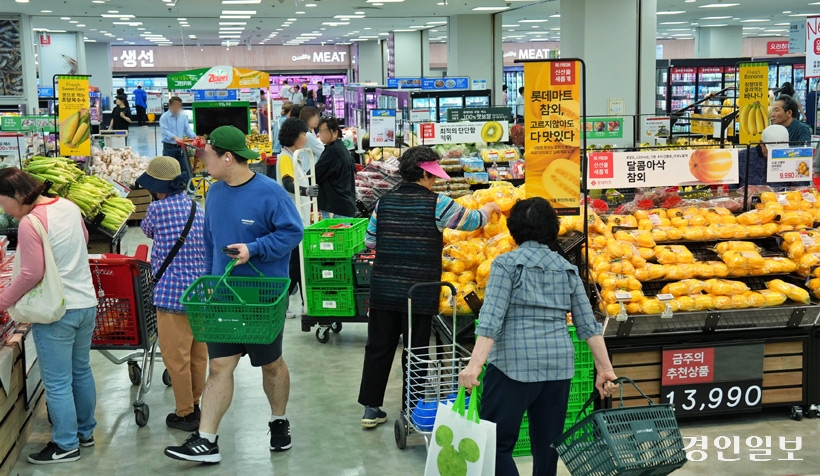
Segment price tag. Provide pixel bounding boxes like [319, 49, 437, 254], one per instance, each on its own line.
[649, 214, 662, 226]
[322, 300, 338, 309]
[777, 194, 790, 206]
[656, 293, 674, 301]
[801, 234, 815, 248]
[803, 192, 817, 203]
[322, 270, 334, 279]
[662, 380, 763, 415]
[320, 242, 335, 251]
[615, 291, 632, 301]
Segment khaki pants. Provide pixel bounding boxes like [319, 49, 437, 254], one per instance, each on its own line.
[157, 311, 208, 417]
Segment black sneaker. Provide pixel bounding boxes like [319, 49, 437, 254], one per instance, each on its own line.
[27, 442, 81, 465]
[164, 432, 221, 463]
[269, 419, 292, 452]
[166, 411, 200, 432]
[361, 406, 388, 429]
[79, 436, 95, 448]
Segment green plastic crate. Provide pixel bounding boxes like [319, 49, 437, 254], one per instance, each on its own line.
[304, 219, 367, 258]
[305, 258, 354, 286]
[513, 433, 531, 457]
[306, 286, 356, 317]
[355, 289, 370, 317]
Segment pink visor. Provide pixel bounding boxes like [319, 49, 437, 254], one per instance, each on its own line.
[419, 160, 451, 180]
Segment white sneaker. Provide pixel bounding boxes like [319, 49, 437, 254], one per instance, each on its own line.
[286, 307, 303, 319]
[286, 310, 297, 319]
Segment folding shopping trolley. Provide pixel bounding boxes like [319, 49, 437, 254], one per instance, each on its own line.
[394, 282, 472, 449]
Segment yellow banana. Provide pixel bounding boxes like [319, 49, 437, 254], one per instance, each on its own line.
[745, 103, 757, 136]
[60, 111, 80, 143]
[739, 103, 751, 134]
[754, 102, 766, 134]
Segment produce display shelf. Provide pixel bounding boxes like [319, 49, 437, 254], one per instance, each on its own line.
[85, 211, 131, 242]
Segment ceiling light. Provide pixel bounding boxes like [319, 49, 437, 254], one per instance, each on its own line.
[219, 27, 245, 30]
[77, 24, 86, 27]
[14, 0, 29, 3]
[657, 11, 686, 15]
[189, 34, 197, 38]
[355, 11, 366, 14]
[113, 22, 143, 25]
[427, 21, 447, 25]
[783, 10, 794, 12]
[296, 11, 306, 14]
[740, 19, 769, 22]
[116, 37, 123, 40]
[222, 10, 256, 14]
[60, 17, 71, 20]
[40, 10, 52, 12]
[84, 39, 96, 42]
[550, 14, 560, 17]
[473, 6, 509, 10]
[790, 13, 820, 16]
[306, 3, 317, 6]
[101, 14, 134, 18]
[685, 0, 696, 2]
[69, 20, 79, 24]
[379, 32, 389, 35]
[220, 35, 241, 38]
[219, 22, 247, 25]
[393, 29, 414, 32]
[661, 21, 687, 24]
[701, 16, 730, 19]
[699, 3, 740, 7]
[519, 19, 549, 23]
[220, 15, 251, 18]
[702, 23, 728, 27]
[221, 0, 262, 3]
[322, 22, 349, 26]
[764, 29, 788, 32]
[334, 15, 365, 18]
[287, 18, 297, 21]
[108, 10, 119, 13]
[92, 0, 104, 3]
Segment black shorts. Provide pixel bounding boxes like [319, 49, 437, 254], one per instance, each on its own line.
[206, 332, 283, 367]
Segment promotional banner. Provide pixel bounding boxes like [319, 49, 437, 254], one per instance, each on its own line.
[39, 33, 79, 88]
[524, 60, 582, 215]
[766, 41, 790, 56]
[0, 116, 57, 132]
[168, 67, 270, 90]
[806, 17, 820, 78]
[738, 63, 770, 143]
[369, 110, 397, 147]
[386, 77, 422, 88]
[447, 107, 512, 123]
[585, 118, 623, 139]
[416, 121, 509, 145]
[0, 133, 24, 167]
[421, 77, 470, 91]
[587, 149, 739, 189]
[767, 147, 814, 182]
[192, 89, 239, 101]
[57, 76, 91, 156]
[0, 19, 23, 97]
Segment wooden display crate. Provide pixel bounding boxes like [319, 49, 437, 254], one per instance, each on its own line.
[610, 340, 805, 408]
[127, 188, 152, 222]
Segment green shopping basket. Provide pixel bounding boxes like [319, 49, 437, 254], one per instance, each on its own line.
[181, 259, 290, 345]
[552, 377, 687, 476]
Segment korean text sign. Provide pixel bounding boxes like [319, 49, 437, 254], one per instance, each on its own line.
[524, 60, 582, 215]
[369, 110, 397, 147]
[767, 147, 813, 182]
[57, 76, 91, 157]
[585, 117, 623, 139]
[416, 122, 509, 145]
[586, 148, 739, 190]
[738, 63, 770, 144]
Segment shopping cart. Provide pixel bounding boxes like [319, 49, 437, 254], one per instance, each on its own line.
[181, 139, 213, 198]
[89, 255, 159, 427]
[394, 282, 471, 450]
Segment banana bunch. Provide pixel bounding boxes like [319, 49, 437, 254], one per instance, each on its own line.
[60, 108, 91, 148]
[23, 156, 85, 196]
[739, 101, 768, 136]
[99, 197, 135, 231]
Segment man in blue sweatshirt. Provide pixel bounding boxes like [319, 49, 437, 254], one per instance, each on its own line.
[133, 85, 148, 127]
[164, 126, 304, 464]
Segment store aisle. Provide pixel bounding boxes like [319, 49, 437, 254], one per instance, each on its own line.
[119, 125, 163, 159]
[10, 228, 820, 475]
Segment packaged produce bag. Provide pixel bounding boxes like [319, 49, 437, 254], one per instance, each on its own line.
[425, 387, 496, 476]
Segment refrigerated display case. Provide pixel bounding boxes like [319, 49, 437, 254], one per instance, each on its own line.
[670, 67, 697, 113]
[346, 84, 380, 129]
[656, 60, 670, 115]
[503, 67, 524, 110]
[698, 66, 724, 98]
[409, 90, 493, 123]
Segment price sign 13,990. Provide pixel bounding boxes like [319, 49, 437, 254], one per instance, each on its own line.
[663, 380, 763, 415]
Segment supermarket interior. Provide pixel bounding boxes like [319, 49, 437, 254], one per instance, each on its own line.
[6, 0, 820, 475]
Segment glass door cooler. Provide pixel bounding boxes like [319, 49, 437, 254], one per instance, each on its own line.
[411, 97, 437, 123]
[503, 67, 524, 109]
[698, 66, 724, 98]
[670, 67, 697, 112]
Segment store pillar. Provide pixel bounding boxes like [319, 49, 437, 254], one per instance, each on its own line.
[2, 14, 39, 114]
[84, 42, 113, 105]
[560, 0, 657, 146]
[695, 26, 742, 59]
[355, 40, 385, 83]
[447, 14, 503, 105]
[392, 31, 430, 78]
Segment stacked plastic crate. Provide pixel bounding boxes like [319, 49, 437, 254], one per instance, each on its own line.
[352, 250, 375, 317]
[303, 219, 368, 317]
[512, 326, 595, 457]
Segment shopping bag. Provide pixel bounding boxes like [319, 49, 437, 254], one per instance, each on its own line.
[424, 386, 496, 476]
[8, 215, 66, 324]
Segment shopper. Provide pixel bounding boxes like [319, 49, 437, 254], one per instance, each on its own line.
[138, 156, 207, 432]
[291, 86, 304, 106]
[459, 197, 618, 476]
[777, 82, 805, 121]
[737, 125, 810, 188]
[358, 146, 500, 428]
[316, 81, 326, 112]
[272, 101, 294, 156]
[515, 86, 524, 124]
[258, 89, 270, 133]
[134, 85, 148, 127]
[160, 96, 196, 187]
[164, 126, 304, 463]
[0, 168, 98, 464]
[299, 106, 325, 172]
[316, 117, 357, 219]
[306, 90, 317, 108]
[108, 95, 132, 131]
[502, 84, 508, 107]
[276, 118, 318, 318]
[771, 95, 812, 146]
[279, 80, 293, 101]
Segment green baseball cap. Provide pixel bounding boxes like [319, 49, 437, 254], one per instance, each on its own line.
[207, 125, 260, 160]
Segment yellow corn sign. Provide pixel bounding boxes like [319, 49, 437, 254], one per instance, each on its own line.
[57, 75, 91, 157]
[738, 63, 769, 145]
[524, 60, 582, 216]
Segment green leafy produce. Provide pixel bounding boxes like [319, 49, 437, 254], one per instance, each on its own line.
[23, 156, 85, 197]
[99, 197, 135, 231]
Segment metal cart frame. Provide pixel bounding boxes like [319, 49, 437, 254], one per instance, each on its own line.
[394, 282, 472, 449]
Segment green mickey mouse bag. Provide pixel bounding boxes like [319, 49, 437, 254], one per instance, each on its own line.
[424, 386, 496, 476]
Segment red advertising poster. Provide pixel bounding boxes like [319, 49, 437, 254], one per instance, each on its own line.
[767, 40, 790, 56]
[661, 347, 715, 386]
[698, 67, 723, 74]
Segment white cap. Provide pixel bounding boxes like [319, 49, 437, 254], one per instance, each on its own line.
[760, 124, 790, 149]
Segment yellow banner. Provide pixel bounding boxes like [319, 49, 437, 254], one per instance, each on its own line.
[524, 61, 582, 215]
[58, 76, 91, 156]
[738, 63, 769, 144]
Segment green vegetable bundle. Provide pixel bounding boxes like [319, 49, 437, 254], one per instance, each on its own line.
[99, 197, 135, 231]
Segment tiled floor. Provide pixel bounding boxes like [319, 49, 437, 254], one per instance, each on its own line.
[12, 130, 820, 474]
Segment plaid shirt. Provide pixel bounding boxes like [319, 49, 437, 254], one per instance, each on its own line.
[141, 193, 206, 311]
[475, 241, 602, 382]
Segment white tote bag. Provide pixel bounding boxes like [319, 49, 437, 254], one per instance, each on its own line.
[8, 214, 66, 324]
[424, 387, 496, 476]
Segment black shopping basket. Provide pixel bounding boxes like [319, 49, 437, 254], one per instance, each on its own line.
[552, 377, 687, 476]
